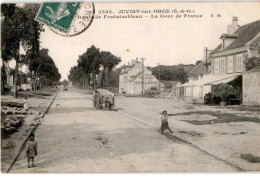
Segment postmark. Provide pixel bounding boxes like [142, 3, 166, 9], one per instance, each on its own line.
[36, 2, 95, 37]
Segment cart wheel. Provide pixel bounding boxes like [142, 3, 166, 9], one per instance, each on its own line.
[109, 104, 113, 111]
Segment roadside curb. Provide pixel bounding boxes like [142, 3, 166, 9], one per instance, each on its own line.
[6, 90, 60, 173]
[164, 132, 246, 171]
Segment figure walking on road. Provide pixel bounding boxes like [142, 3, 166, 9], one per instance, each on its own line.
[26, 133, 38, 168]
[161, 110, 173, 135]
[23, 97, 29, 111]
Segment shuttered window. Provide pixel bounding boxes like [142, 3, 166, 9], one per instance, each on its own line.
[227, 56, 233, 73]
[215, 58, 219, 74]
[220, 58, 225, 74]
[236, 54, 243, 72]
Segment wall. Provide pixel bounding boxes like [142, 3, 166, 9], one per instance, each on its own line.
[131, 73, 160, 94]
[119, 62, 158, 94]
[243, 70, 260, 105]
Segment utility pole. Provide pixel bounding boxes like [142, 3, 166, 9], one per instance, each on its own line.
[158, 63, 161, 90]
[140, 58, 145, 94]
[204, 47, 213, 73]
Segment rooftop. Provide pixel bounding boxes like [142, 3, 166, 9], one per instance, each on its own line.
[211, 19, 260, 54]
[187, 61, 207, 77]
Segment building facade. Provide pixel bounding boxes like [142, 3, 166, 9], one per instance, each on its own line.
[119, 59, 163, 94]
[177, 17, 260, 104]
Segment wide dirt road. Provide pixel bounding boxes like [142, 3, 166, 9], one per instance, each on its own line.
[10, 88, 237, 173]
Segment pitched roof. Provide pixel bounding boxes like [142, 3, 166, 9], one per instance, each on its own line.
[129, 71, 143, 82]
[120, 64, 135, 75]
[187, 61, 206, 77]
[211, 19, 260, 54]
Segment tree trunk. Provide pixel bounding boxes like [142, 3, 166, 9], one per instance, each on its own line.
[1, 59, 5, 94]
[34, 71, 37, 92]
[92, 72, 96, 90]
[100, 69, 105, 88]
[88, 74, 91, 90]
[107, 70, 110, 90]
[13, 58, 19, 98]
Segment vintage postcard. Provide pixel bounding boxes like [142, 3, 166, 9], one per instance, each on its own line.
[1, 1, 260, 173]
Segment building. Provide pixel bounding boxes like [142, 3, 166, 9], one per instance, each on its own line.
[1, 61, 32, 92]
[119, 58, 163, 94]
[177, 17, 260, 104]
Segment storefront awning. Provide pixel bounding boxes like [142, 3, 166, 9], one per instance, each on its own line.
[205, 74, 241, 85]
[178, 73, 242, 87]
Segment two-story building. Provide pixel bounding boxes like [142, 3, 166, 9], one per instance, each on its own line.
[177, 17, 260, 104]
[119, 59, 163, 94]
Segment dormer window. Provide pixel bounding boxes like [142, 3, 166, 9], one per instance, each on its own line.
[220, 33, 239, 50]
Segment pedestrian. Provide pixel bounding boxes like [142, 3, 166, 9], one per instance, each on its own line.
[26, 133, 38, 168]
[161, 110, 173, 135]
[23, 97, 29, 111]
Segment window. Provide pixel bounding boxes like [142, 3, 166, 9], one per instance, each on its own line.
[214, 58, 219, 74]
[227, 56, 233, 73]
[220, 58, 225, 74]
[236, 54, 242, 72]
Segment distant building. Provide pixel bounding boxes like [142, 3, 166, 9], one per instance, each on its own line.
[119, 58, 163, 94]
[177, 17, 260, 104]
[1, 61, 32, 92]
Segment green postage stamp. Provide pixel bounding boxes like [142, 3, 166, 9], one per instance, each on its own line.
[36, 2, 95, 36]
[36, 2, 80, 33]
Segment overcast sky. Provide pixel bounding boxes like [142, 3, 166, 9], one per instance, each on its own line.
[9, 2, 260, 80]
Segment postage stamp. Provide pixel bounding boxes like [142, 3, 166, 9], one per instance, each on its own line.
[36, 2, 95, 36]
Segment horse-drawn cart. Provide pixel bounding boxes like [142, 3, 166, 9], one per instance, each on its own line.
[93, 89, 115, 110]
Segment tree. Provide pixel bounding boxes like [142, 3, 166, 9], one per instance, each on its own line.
[69, 46, 121, 90]
[1, 4, 43, 97]
[23, 48, 61, 90]
[244, 56, 260, 71]
[244, 40, 260, 71]
[78, 45, 101, 90]
[151, 65, 188, 83]
[99, 51, 121, 89]
[211, 83, 236, 102]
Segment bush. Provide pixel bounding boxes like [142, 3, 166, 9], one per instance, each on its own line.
[150, 86, 157, 90]
[143, 90, 161, 98]
[211, 83, 236, 102]
[241, 153, 260, 163]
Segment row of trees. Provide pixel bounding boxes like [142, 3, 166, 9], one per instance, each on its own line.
[1, 4, 61, 96]
[68, 45, 121, 90]
[148, 65, 190, 84]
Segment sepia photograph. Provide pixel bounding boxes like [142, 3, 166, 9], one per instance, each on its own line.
[1, 0, 260, 173]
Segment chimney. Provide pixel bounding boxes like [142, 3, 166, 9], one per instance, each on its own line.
[136, 57, 138, 61]
[227, 17, 239, 34]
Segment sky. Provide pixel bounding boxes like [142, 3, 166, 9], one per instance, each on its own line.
[8, 2, 260, 80]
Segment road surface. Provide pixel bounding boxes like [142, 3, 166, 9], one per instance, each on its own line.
[11, 88, 237, 173]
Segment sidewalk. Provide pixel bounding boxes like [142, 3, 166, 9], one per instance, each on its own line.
[169, 115, 260, 171]
[116, 96, 260, 171]
[1, 90, 58, 172]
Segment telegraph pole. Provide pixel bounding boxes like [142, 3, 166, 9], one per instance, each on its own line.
[204, 47, 213, 73]
[140, 58, 145, 94]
